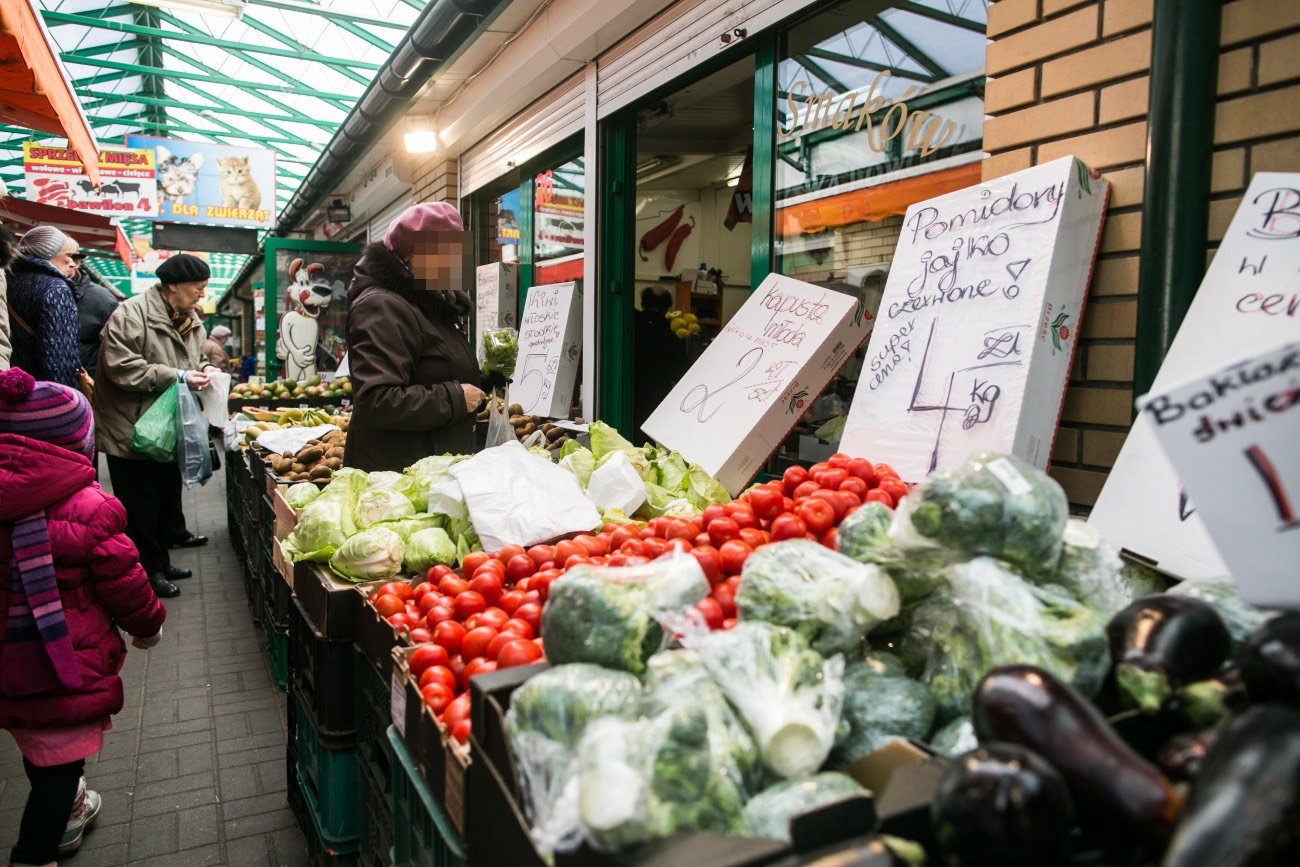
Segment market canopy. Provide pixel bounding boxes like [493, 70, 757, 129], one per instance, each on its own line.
[0, 194, 131, 265]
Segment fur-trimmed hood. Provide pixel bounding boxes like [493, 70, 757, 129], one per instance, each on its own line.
[347, 241, 469, 326]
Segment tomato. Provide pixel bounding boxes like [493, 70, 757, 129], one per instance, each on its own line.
[608, 526, 637, 550]
[694, 532, 712, 548]
[707, 517, 741, 547]
[864, 489, 895, 508]
[486, 631, 519, 660]
[745, 485, 785, 523]
[408, 627, 433, 644]
[387, 613, 415, 633]
[810, 488, 848, 522]
[444, 692, 472, 729]
[711, 580, 737, 618]
[689, 546, 722, 585]
[438, 575, 470, 597]
[424, 605, 455, 629]
[664, 537, 693, 554]
[808, 461, 831, 476]
[563, 553, 589, 570]
[412, 580, 436, 601]
[460, 551, 490, 578]
[722, 617, 737, 630]
[728, 507, 758, 530]
[797, 498, 836, 535]
[462, 657, 498, 690]
[739, 527, 769, 548]
[718, 540, 753, 576]
[418, 665, 457, 693]
[641, 537, 668, 558]
[501, 618, 534, 639]
[874, 463, 900, 480]
[879, 478, 909, 502]
[451, 719, 471, 742]
[476, 607, 510, 631]
[453, 591, 487, 621]
[497, 638, 544, 669]
[420, 683, 455, 714]
[694, 596, 724, 629]
[838, 476, 869, 499]
[813, 467, 849, 491]
[502, 554, 535, 586]
[409, 644, 450, 677]
[380, 581, 413, 601]
[373, 593, 404, 618]
[782, 464, 810, 495]
[573, 534, 609, 556]
[553, 539, 584, 564]
[701, 503, 728, 528]
[432, 621, 465, 655]
[514, 602, 542, 634]
[416, 592, 443, 616]
[447, 654, 465, 680]
[821, 527, 838, 549]
[836, 492, 862, 515]
[847, 457, 875, 484]
[660, 519, 696, 542]
[461, 626, 499, 661]
[793, 480, 821, 500]
[498, 590, 525, 615]
[770, 512, 807, 541]
[619, 538, 647, 558]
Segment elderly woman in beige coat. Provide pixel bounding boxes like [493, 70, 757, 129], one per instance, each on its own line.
[93, 254, 219, 598]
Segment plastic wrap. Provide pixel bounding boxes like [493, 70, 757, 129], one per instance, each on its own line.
[1047, 519, 1160, 615]
[505, 664, 643, 857]
[175, 383, 212, 489]
[741, 773, 867, 842]
[908, 557, 1107, 721]
[541, 551, 708, 675]
[1167, 578, 1272, 650]
[480, 326, 519, 378]
[837, 502, 949, 602]
[930, 717, 978, 758]
[686, 622, 845, 779]
[834, 660, 936, 765]
[737, 540, 901, 655]
[896, 452, 1068, 573]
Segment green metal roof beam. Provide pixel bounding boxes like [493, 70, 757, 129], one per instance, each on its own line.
[869, 16, 949, 79]
[58, 54, 348, 102]
[234, 13, 373, 85]
[73, 69, 136, 89]
[323, 16, 398, 55]
[118, 120, 327, 149]
[890, 2, 987, 33]
[159, 76, 328, 163]
[39, 11, 384, 70]
[156, 44, 350, 116]
[247, 0, 412, 29]
[792, 55, 853, 93]
[75, 88, 338, 129]
[802, 46, 938, 82]
[62, 37, 146, 59]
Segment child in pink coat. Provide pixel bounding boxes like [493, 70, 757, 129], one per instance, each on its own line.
[0, 367, 166, 866]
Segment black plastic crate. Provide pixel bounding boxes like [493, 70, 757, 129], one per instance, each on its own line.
[244, 560, 264, 626]
[267, 552, 293, 631]
[290, 597, 357, 738]
[354, 649, 394, 786]
[358, 743, 394, 867]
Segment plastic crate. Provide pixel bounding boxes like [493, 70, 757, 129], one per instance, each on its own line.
[301, 773, 361, 867]
[354, 650, 394, 785]
[267, 552, 293, 631]
[266, 621, 289, 692]
[294, 694, 361, 840]
[388, 727, 465, 867]
[290, 598, 356, 738]
[245, 560, 265, 626]
[359, 745, 394, 867]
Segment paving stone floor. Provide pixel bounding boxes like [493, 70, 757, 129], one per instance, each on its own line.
[0, 461, 307, 866]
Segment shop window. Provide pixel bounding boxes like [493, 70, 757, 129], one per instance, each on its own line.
[469, 175, 522, 267]
[263, 239, 362, 381]
[533, 156, 585, 285]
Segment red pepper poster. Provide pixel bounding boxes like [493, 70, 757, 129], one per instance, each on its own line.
[23, 142, 157, 214]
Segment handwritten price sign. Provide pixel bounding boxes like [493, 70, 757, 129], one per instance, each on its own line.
[1093, 173, 1300, 582]
[644, 273, 870, 495]
[840, 156, 1109, 482]
[1140, 341, 1299, 609]
[510, 281, 581, 418]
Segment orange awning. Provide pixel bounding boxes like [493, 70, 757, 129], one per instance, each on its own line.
[0, 196, 131, 269]
[776, 162, 982, 237]
[0, 1, 99, 185]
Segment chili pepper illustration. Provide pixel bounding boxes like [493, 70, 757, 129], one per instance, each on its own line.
[639, 204, 684, 261]
[664, 222, 693, 272]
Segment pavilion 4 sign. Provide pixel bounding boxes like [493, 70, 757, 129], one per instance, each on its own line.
[125, 135, 276, 228]
[839, 157, 1110, 482]
[23, 142, 156, 214]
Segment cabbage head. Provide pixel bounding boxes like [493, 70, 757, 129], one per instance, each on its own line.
[558, 441, 596, 489]
[354, 487, 416, 529]
[685, 463, 731, 507]
[330, 526, 404, 582]
[284, 482, 320, 511]
[287, 497, 356, 562]
[405, 527, 457, 573]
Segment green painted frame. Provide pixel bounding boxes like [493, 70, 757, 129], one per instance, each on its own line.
[518, 135, 585, 313]
[261, 237, 361, 380]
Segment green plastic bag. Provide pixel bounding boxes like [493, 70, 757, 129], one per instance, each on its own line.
[131, 382, 178, 461]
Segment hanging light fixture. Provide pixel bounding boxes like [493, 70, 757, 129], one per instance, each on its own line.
[403, 115, 439, 154]
[130, 0, 248, 19]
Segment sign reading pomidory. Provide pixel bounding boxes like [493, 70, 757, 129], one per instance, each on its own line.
[23, 142, 156, 214]
[510, 282, 582, 418]
[1138, 341, 1299, 609]
[1092, 173, 1300, 582]
[838, 156, 1110, 482]
[644, 273, 870, 495]
[125, 134, 276, 228]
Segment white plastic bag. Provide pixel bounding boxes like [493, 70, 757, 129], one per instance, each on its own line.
[195, 370, 231, 427]
[485, 387, 514, 448]
[585, 450, 647, 515]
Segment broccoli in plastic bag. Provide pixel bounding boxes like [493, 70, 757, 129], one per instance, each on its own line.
[907, 557, 1107, 721]
[837, 502, 947, 602]
[1167, 577, 1273, 650]
[897, 452, 1068, 574]
[1045, 519, 1164, 615]
[742, 772, 868, 842]
[930, 717, 978, 758]
[541, 552, 709, 676]
[833, 660, 936, 765]
[480, 327, 519, 378]
[686, 622, 845, 780]
[504, 664, 644, 857]
[737, 540, 900, 656]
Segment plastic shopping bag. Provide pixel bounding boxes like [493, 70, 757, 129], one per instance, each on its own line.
[485, 387, 515, 448]
[131, 382, 179, 461]
[176, 383, 214, 489]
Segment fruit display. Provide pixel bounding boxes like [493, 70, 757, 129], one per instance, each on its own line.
[267, 429, 347, 483]
[230, 374, 352, 402]
[238, 407, 349, 448]
[665, 307, 701, 339]
[475, 396, 582, 452]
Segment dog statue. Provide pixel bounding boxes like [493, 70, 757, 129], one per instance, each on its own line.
[277, 258, 333, 382]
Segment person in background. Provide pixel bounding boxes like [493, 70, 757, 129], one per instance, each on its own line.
[203, 324, 231, 371]
[6, 226, 80, 387]
[0, 367, 166, 866]
[0, 225, 15, 370]
[239, 353, 258, 382]
[93, 253, 218, 599]
[69, 253, 122, 378]
[344, 201, 483, 472]
[632, 284, 687, 444]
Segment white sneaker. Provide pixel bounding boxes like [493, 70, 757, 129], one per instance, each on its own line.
[57, 777, 100, 856]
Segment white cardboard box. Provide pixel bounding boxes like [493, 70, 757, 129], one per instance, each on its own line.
[839, 156, 1110, 482]
[1091, 172, 1300, 582]
[473, 262, 519, 355]
[644, 273, 871, 495]
[510, 281, 582, 419]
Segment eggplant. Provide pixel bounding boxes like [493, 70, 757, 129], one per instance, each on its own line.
[1107, 595, 1231, 713]
[1156, 728, 1219, 783]
[1161, 704, 1300, 867]
[972, 665, 1182, 848]
[1238, 613, 1300, 705]
[931, 743, 1075, 867]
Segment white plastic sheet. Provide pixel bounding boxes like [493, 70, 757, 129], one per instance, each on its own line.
[255, 424, 339, 455]
[586, 450, 647, 515]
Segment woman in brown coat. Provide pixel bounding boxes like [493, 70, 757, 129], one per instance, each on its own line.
[344, 202, 484, 472]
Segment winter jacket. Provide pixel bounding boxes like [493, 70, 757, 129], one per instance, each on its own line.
[0, 433, 166, 729]
[92, 285, 207, 459]
[73, 277, 120, 377]
[202, 336, 229, 371]
[6, 256, 80, 388]
[344, 242, 479, 472]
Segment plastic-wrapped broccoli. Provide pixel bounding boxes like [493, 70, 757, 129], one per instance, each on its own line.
[834, 660, 936, 765]
[1044, 519, 1158, 615]
[837, 502, 947, 602]
[541, 552, 708, 676]
[737, 540, 900, 655]
[1167, 577, 1272, 650]
[896, 452, 1068, 574]
[480, 327, 519, 378]
[505, 664, 643, 857]
[907, 557, 1108, 721]
[687, 622, 845, 780]
[930, 717, 978, 758]
[742, 773, 868, 842]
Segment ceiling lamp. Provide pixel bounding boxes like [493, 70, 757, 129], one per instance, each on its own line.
[129, 0, 248, 19]
[403, 115, 438, 154]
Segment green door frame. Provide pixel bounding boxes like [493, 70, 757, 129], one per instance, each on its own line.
[518, 135, 585, 314]
[261, 237, 362, 380]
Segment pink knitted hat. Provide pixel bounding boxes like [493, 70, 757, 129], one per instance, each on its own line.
[0, 368, 95, 461]
[383, 201, 464, 261]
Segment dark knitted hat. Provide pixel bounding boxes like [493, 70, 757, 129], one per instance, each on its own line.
[155, 253, 210, 284]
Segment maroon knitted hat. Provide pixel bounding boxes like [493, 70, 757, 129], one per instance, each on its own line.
[383, 201, 463, 261]
[0, 368, 95, 461]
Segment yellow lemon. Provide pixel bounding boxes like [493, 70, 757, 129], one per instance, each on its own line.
[670, 316, 687, 332]
[688, 322, 701, 334]
[674, 327, 690, 339]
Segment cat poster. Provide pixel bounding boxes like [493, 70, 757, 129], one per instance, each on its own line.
[125, 134, 276, 228]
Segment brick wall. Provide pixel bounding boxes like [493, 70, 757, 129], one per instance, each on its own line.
[781, 216, 903, 282]
[411, 157, 458, 204]
[983, 0, 1300, 510]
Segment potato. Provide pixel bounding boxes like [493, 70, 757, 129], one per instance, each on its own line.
[545, 427, 565, 442]
[521, 422, 536, 436]
[291, 462, 306, 474]
[309, 465, 332, 481]
[324, 457, 343, 470]
[508, 403, 523, 416]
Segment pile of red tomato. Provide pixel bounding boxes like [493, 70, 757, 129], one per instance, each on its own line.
[368, 453, 905, 742]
